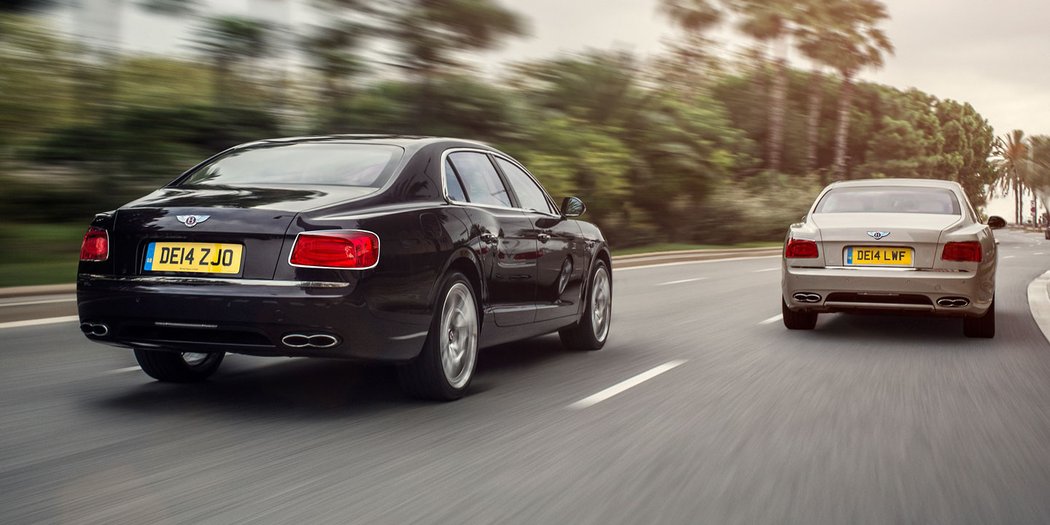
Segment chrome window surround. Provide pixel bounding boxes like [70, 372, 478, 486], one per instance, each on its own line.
[440, 148, 561, 218]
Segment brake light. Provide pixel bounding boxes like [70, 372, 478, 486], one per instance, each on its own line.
[289, 230, 380, 269]
[942, 241, 982, 262]
[79, 227, 109, 262]
[785, 238, 819, 259]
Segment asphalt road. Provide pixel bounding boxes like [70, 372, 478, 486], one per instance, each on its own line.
[4, 231, 1050, 524]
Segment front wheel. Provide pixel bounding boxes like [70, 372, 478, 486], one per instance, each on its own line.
[963, 299, 995, 338]
[560, 260, 611, 351]
[782, 299, 818, 330]
[398, 272, 479, 401]
[133, 349, 225, 383]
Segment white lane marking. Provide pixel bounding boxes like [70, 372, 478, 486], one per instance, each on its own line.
[390, 331, 428, 341]
[101, 366, 141, 375]
[0, 297, 76, 308]
[657, 277, 707, 286]
[614, 255, 779, 272]
[1003, 255, 1016, 259]
[1036, 252, 1045, 256]
[753, 267, 780, 273]
[760, 314, 783, 325]
[0, 315, 79, 330]
[568, 360, 687, 409]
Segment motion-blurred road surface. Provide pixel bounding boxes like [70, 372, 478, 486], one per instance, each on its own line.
[4, 231, 1050, 524]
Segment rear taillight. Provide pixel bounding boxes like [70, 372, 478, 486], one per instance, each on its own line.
[289, 230, 380, 269]
[785, 238, 819, 259]
[79, 226, 109, 262]
[942, 241, 982, 262]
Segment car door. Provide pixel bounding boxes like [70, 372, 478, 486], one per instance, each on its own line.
[492, 155, 586, 323]
[446, 151, 538, 327]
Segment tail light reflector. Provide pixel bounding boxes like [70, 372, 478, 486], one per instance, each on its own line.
[785, 238, 819, 259]
[80, 227, 109, 262]
[942, 241, 982, 262]
[289, 230, 380, 269]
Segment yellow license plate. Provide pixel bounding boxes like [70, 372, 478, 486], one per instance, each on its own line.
[144, 242, 244, 274]
[845, 246, 913, 266]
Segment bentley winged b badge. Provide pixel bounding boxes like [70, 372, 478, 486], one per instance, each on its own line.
[176, 215, 210, 228]
[867, 231, 890, 240]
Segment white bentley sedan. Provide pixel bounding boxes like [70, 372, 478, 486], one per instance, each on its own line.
[781, 179, 1001, 338]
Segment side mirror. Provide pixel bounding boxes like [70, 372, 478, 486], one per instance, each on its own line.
[987, 216, 1006, 229]
[561, 196, 586, 218]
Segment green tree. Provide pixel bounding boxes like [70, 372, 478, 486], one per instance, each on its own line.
[192, 16, 273, 106]
[656, 0, 723, 99]
[302, 20, 366, 127]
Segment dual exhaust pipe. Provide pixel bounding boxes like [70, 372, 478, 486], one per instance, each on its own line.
[281, 333, 340, 349]
[80, 322, 109, 337]
[936, 297, 970, 308]
[793, 292, 822, 304]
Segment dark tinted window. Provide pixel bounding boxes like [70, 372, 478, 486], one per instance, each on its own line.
[444, 159, 468, 202]
[448, 152, 513, 208]
[815, 187, 962, 215]
[496, 157, 554, 214]
[181, 143, 403, 187]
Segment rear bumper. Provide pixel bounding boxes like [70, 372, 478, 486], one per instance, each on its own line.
[76, 274, 431, 361]
[782, 265, 994, 316]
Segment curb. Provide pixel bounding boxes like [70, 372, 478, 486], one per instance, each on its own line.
[0, 247, 784, 299]
[1026, 270, 1050, 345]
[0, 284, 75, 299]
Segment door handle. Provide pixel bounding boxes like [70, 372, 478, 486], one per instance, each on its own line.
[538, 232, 551, 243]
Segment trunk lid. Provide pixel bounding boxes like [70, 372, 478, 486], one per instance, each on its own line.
[812, 213, 962, 268]
[111, 185, 375, 279]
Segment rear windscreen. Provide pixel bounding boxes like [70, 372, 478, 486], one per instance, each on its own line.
[178, 143, 404, 188]
[814, 186, 962, 215]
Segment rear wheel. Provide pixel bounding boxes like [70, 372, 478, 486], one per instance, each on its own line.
[560, 260, 611, 351]
[398, 272, 479, 401]
[782, 299, 818, 330]
[963, 299, 995, 338]
[133, 349, 225, 382]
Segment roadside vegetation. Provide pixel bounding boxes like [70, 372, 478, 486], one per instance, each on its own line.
[0, 0, 1024, 284]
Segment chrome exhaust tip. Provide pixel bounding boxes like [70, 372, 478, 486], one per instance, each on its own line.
[281, 333, 340, 349]
[792, 292, 822, 304]
[936, 297, 970, 308]
[80, 322, 109, 337]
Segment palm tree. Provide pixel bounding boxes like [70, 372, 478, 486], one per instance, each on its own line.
[995, 130, 1030, 224]
[794, 0, 840, 177]
[732, 0, 796, 172]
[798, 0, 893, 179]
[193, 16, 272, 106]
[657, 0, 722, 99]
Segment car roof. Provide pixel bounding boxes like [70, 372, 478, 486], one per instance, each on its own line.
[237, 135, 492, 150]
[828, 178, 962, 190]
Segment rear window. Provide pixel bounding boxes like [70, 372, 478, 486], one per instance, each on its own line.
[814, 186, 962, 215]
[178, 143, 404, 188]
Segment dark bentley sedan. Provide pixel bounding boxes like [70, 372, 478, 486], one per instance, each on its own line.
[77, 136, 612, 400]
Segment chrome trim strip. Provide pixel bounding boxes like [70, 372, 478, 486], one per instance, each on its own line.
[816, 266, 970, 273]
[155, 321, 219, 329]
[80, 274, 350, 288]
[389, 331, 429, 341]
[824, 301, 935, 311]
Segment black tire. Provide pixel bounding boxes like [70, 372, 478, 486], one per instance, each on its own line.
[398, 272, 479, 401]
[963, 299, 995, 338]
[133, 349, 224, 383]
[560, 260, 612, 351]
[782, 299, 818, 330]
